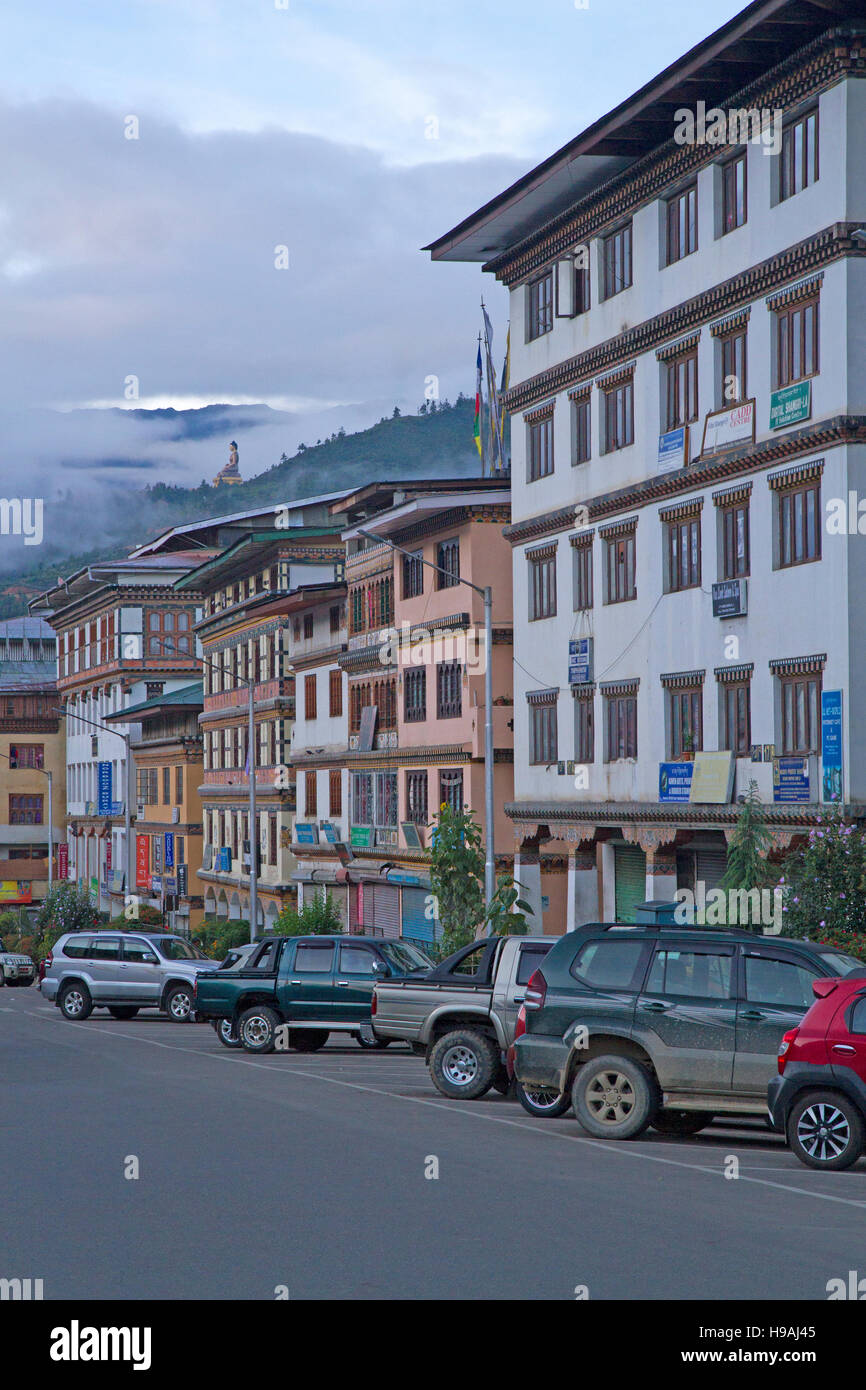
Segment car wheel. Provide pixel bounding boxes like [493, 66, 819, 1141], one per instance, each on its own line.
[108, 1007, 140, 1020]
[491, 1066, 513, 1097]
[572, 1054, 659, 1140]
[214, 1018, 242, 1049]
[788, 1091, 865, 1171]
[288, 1029, 328, 1052]
[59, 982, 93, 1021]
[238, 1006, 281, 1052]
[651, 1109, 714, 1137]
[429, 1029, 498, 1100]
[21, 979, 34, 987]
[164, 985, 194, 1022]
[515, 1080, 571, 1118]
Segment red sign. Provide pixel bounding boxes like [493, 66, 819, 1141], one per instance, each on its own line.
[136, 835, 151, 889]
[105, 841, 112, 871]
[58, 844, 69, 880]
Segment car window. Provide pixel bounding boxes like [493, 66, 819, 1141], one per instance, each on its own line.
[516, 944, 552, 986]
[251, 941, 278, 971]
[294, 944, 334, 973]
[451, 944, 488, 977]
[340, 946, 376, 975]
[122, 939, 158, 964]
[380, 941, 433, 972]
[570, 939, 647, 990]
[816, 951, 866, 977]
[156, 939, 198, 961]
[646, 949, 732, 999]
[848, 997, 866, 1034]
[743, 955, 817, 1009]
[88, 937, 122, 962]
[62, 936, 91, 959]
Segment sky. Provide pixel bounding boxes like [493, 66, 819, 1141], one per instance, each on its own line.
[0, 0, 747, 497]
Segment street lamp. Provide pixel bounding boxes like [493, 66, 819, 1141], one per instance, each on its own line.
[355, 528, 496, 912]
[54, 706, 133, 906]
[0, 750, 53, 890]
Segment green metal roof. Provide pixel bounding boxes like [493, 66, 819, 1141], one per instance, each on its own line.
[173, 528, 344, 590]
[104, 682, 203, 721]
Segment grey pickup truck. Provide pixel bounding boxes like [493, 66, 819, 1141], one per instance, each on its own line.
[371, 934, 553, 1100]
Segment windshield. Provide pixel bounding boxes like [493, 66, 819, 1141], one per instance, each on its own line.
[380, 941, 433, 973]
[155, 938, 203, 961]
[817, 950, 866, 976]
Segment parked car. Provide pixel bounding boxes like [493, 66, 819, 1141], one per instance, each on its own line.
[513, 922, 866, 1139]
[193, 934, 435, 1051]
[768, 973, 866, 1170]
[507, 1004, 571, 1117]
[0, 947, 35, 987]
[372, 934, 554, 1100]
[40, 930, 221, 1021]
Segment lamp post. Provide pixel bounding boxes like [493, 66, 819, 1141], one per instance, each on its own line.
[356, 529, 496, 912]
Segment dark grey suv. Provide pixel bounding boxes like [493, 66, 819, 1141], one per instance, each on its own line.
[41, 930, 220, 1022]
[513, 923, 866, 1139]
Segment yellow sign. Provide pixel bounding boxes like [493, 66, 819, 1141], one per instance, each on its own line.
[0, 880, 32, 904]
[689, 752, 734, 804]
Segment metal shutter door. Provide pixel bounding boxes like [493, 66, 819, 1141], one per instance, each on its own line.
[401, 886, 434, 944]
[614, 846, 646, 924]
[695, 850, 728, 892]
[371, 883, 400, 939]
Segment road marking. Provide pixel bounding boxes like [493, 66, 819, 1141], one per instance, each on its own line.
[13, 1006, 866, 1211]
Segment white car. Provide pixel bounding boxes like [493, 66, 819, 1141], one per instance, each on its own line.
[0, 949, 35, 986]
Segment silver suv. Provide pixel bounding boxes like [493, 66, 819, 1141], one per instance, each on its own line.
[41, 930, 220, 1022]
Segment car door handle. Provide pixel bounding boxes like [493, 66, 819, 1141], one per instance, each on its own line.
[512, 995, 523, 1003]
[643, 1001, 673, 1012]
[290, 979, 301, 985]
[739, 1010, 766, 1021]
[832, 1044, 857, 1055]
[336, 981, 349, 987]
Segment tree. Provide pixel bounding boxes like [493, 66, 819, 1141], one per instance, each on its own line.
[428, 802, 485, 954]
[275, 891, 343, 936]
[483, 874, 531, 937]
[717, 781, 775, 928]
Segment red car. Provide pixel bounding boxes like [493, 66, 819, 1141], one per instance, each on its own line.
[768, 973, 866, 1170]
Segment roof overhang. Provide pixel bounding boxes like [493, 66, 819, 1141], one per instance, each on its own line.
[341, 489, 511, 541]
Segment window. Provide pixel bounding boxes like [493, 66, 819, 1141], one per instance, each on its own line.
[406, 770, 428, 824]
[722, 680, 751, 755]
[329, 769, 342, 817]
[719, 328, 747, 406]
[721, 501, 750, 579]
[8, 744, 43, 769]
[439, 769, 463, 814]
[666, 184, 697, 263]
[668, 685, 703, 758]
[88, 936, 122, 962]
[574, 259, 590, 315]
[572, 396, 590, 465]
[646, 948, 732, 999]
[528, 551, 557, 620]
[304, 673, 317, 720]
[529, 698, 557, 765]
[162, 767, 171, 805]
[604, 533, 636, 604]
[9, 795, 43, 825]
[667, 514, 701, 591]
[776, 299, 818, 387]
[404, 668, 426, 723]
[516, 944, 552, 986]
[603, 381, 633, 452]
[666, 351, 698, 429]
[122, 939, 158, 964]
[437, 661, 462, 719]
[722, 152, 747, 233]
[602, 223, 632, 298]
[294, 943, 334, 973]
[375, 771, 398, 827]
[573, 543, 592, 611]
[329, 669, 342, 718]
[778, 482, 820, 568]
[402, 549, 424, 599]
[268, 815, 277, 865]
[780, 672, 821, 754]
[527, 270, 553, 340]
[339, 945, 376, 975]
[436, 539, 460, 589]
[329, 604, 341, 635]
[744, 954, 817, 1009]
[528, 414, 554, 481]
[175, 765, 183, 804]
[780, 109, 818, 201]
[605, 694, 637, 760]
[570, 938, 647, 990]
[147, 610, 193, 656]
[303, 613, 314, 640]
[574, 693, 594, 764]
[305, 769, 317, 818]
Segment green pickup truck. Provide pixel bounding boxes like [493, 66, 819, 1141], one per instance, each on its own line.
[193, 933, 434, 1052]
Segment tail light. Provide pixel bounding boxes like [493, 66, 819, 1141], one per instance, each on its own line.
[45, 951, 53, 969]
[192, 976, 198, 998]
[514, 1004, 526, 1040]
[371, 990, 378, 1016]
[524, 970, 547, 1011]
[778, 1027, 799, 1074]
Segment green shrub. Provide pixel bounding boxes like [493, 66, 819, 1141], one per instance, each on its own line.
[275, 893, 343, 936]
[192, 919, 251, 959]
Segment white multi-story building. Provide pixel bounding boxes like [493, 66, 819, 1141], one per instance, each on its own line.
[430, 0, 866, 928]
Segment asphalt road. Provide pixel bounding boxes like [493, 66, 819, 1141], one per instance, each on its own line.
[3, 986, 866, 1301]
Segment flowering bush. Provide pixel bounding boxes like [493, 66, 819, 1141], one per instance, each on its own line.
[37, 883, 98, 936]
[780, 813, 866, 941]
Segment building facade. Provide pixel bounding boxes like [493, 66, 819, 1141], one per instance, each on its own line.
[430, 1, 866, 926]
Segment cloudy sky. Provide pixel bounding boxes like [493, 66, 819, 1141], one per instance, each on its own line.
[0, 0, 744, 490]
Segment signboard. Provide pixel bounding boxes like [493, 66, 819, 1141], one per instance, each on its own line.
[773, 756, 811, 803]
[319, 822, 340, 844]
[105, 841, 112, 871]
[97, 761, 112, 815]
[164, 876, 177, 893]
[702, 400, 755, 454]
[177, 864, 188, 897]
[821, 690, 843, 803]
[568, 637, 594, 686]
[689, 751, 735, 804]
[770, 380, 811, 430]
[135, 834, 150, 889]
[657, 426, 687, 473]
[358, 704, 378, 752]
[659, 762, 694, 802]
[0, 880, 31, 904]
[350, 825, 374, 848]
[151, 875, 162, 894]
[401, 822, 424, 850]
[163, 832, 175, 869]
[58, 843, 69, 880]
[294, 822, 319, 845]
[711, 579, 747, 618]
[218, 847, 232, 872]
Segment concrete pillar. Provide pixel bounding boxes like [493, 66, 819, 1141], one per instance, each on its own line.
[567, 849, 599, 931]
[514, 851, 543, 929]
[600, 841, 616, 921]
[645, 849, 678, 902]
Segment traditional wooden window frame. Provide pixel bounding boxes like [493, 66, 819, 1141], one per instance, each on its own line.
[665, 182, 698, 265]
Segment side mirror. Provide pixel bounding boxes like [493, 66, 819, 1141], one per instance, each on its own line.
[372, 960, 390, 977]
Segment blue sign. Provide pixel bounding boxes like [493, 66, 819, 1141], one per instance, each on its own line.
[320, 822, 340, 844]
[97, 761, 112, 815]
[218, 847, 231, 872]
[151, 875, 162, 893]
[164, 832, 175, 869]
[773, 757, 811, 803]
[821, 690, 843, 803]
[568, 637, 593, 685]
[295, 822, 319, 845]
[659, 762, 694, 802]
[658, 427, 685, 473]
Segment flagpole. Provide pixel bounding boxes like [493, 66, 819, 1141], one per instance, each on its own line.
[477, 331, 487, 478]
